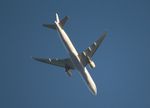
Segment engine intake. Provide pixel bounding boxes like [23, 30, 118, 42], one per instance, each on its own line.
[89, 60, 96, 69]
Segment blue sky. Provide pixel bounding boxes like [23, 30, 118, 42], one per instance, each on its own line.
[1, 0, 150, 108]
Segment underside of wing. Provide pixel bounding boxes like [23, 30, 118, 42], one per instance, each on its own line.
[32, 57, 75, 69]
[79, 32, 107, 67]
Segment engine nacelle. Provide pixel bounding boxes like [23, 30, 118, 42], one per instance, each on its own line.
[65, 65, 72, 77]
[89, 60, 96, 69]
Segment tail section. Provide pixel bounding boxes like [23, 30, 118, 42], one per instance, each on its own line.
[43, 13, 68, 30]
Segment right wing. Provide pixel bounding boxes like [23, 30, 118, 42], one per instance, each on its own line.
[32, 57, 75, 69]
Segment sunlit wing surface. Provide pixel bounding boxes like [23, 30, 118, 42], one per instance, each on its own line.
[79, 32, 107, 67]
[32, 57, 74, 69]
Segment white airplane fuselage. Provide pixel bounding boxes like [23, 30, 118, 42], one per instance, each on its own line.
[55, 21, 97, 95]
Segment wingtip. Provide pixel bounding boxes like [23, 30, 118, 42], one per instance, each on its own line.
[42, 24, 46, 27]
[103, 31, 108, 36]
[31, 56, 39, 61]
[65, 16, 69, 20]
[42, 24, 47, 27]
[99, 32, 108, 40]
[31, 56, 36, 60]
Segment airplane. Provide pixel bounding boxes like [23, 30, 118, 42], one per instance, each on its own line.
[32, 13, 107, 95]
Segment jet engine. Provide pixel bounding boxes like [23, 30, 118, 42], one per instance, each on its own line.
[88, 60, 96, 69]
[87, 56, 96, 69]
[65, 65, 72, 77]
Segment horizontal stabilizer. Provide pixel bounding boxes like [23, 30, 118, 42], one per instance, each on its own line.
[43, 15, 69, 30]
[43, 24, 56, 29]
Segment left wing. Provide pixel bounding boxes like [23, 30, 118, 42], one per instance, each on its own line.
[79, 32, 107, 67]
[32, 57, 75, 69]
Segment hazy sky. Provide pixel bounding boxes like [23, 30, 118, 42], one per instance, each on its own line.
[1, 0, 150, 108]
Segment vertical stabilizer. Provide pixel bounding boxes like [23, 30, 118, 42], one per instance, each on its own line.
[56, 13, 60, 23]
